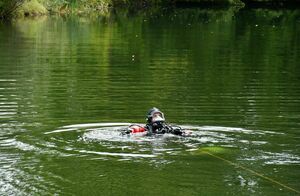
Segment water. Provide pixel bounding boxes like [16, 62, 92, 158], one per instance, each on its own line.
[0, 7, 300, 195]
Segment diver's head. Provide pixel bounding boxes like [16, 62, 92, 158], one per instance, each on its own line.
[146, 107, 165, 128]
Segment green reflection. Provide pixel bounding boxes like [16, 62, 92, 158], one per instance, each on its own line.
[1, 9, 299, 128]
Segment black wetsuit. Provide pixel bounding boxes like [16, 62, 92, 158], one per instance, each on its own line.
[146, 123, 184, 135]
[121, 121, 185, 136]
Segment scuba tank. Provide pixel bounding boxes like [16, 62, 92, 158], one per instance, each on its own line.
[130, 125, 146, 133]
[121, 125, 146, 135]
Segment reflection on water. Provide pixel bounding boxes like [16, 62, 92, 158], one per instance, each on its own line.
[0, 7, 300, 195]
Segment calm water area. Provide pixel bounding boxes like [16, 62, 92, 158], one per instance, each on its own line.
[0, 7, 300, 195]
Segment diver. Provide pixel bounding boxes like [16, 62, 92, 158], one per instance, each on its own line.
[122, 107, 190, 136]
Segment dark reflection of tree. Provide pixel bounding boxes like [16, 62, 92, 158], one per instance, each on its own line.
[0, 0, 24, 19]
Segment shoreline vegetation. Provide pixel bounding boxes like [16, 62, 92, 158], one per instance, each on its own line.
[0, 0, 299, 20]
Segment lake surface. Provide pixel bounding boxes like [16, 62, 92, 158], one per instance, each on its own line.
[0, 7, 300, 195]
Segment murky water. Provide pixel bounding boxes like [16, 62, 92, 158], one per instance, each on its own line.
[0, 7, 300, 195]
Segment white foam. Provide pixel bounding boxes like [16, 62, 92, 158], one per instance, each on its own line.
[62, 123, 131, 129]
[44, 128, 77, 135]
[79, 150, 156, 158]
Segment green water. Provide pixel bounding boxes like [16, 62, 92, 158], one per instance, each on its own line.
[0, 8, 300, 195]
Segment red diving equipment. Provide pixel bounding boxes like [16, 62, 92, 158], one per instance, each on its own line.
[129, 125, 146, 133]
